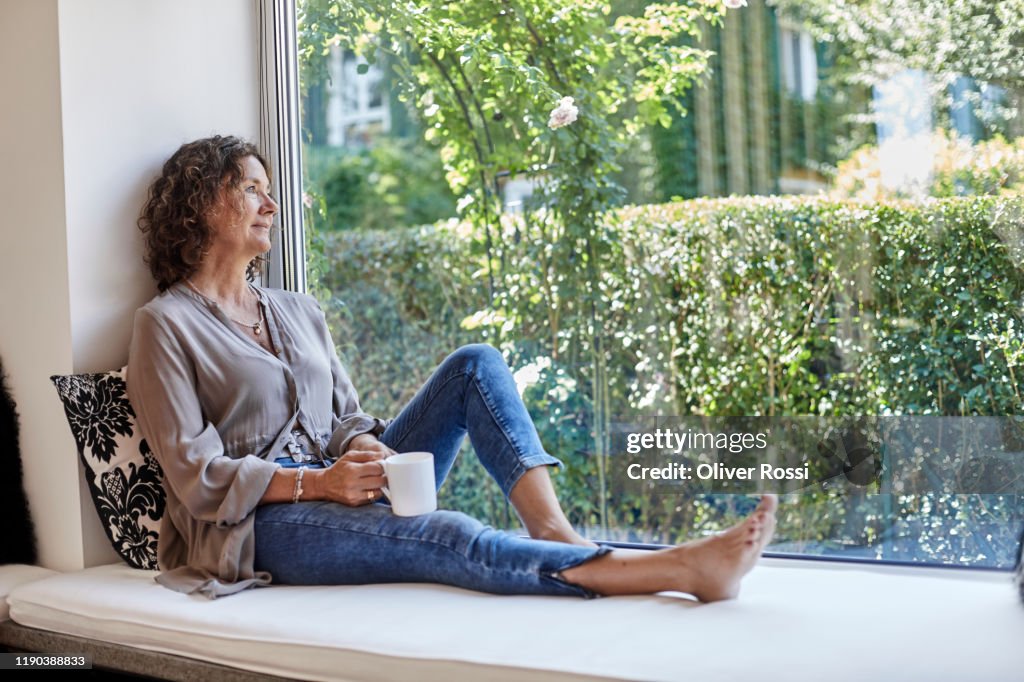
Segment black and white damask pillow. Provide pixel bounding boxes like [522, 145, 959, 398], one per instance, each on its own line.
[51, 369, 164, 570]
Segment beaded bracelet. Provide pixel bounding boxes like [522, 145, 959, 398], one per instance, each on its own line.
[292, 467, 306, 503]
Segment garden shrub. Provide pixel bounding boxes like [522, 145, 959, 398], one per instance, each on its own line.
[317, 195, 1024, 562]
[313, 137, 457, 232]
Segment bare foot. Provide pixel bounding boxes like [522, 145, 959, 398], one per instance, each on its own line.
[669, 494, 778, 602]
[553, 495, 777, 599]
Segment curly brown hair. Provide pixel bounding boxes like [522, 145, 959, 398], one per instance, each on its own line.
[138, 135, 272, 292]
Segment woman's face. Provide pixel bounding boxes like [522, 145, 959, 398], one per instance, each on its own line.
[205, 155, 279, 260]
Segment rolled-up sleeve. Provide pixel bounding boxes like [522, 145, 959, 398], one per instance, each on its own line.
[126, 307, 279, 528]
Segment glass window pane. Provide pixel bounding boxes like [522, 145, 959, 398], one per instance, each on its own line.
[296, 0, 1024, 569]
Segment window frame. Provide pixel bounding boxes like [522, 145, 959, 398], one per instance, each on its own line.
[258, 0, 306, 293]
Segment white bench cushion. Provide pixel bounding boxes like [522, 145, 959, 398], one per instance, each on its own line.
[7, 560, 1023, 681]
[0, 565, 59, 621]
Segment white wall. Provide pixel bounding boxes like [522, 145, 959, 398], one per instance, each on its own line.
[0, 0, 262, 570]
[59, 0, 262, 372]
[0, 0, 80, 571]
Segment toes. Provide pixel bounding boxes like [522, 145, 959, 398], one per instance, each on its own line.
[757, 517, 777, 551]
[757, 493, 779, 515]
[745, 522, 764, 548]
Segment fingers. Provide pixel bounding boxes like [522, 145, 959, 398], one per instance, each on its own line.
[347, 483, 382, 506]
[321, 457, 388, 506]
[341, 450, 386, 463]
[332, 482, 382, 507]
[334, 461, 388, 483]
[335, 487, 380, 507]
[360, 474, 387, 489]
[351, 486, 382, 505]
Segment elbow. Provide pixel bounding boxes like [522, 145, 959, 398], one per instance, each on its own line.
[168, 467, 247, 528]
[208, 455, 280, 528]
[176, 484, 250, 528]
[156, 440, 280, 528]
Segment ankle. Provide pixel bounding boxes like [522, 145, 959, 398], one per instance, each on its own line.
[530, 523, 594, 547]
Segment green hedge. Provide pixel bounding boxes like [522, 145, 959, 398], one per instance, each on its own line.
[305, 138, 457, 232]
[317, 196, 1024, 563]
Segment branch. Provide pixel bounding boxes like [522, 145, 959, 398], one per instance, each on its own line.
[522, 16, 570, 94]
[452, 59, 497, 156]
[423, 48, 498, 298]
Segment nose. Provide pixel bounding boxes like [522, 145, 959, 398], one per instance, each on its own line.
[262, 192, 279, 215]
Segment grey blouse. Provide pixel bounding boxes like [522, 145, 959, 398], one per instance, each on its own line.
[126, 281, 388, 598]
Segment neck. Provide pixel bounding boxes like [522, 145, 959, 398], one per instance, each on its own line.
[188, 255, 255, 308]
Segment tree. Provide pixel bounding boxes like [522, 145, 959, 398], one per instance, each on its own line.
[299, 0, 734, 529]
[768, 0, 1024, 134]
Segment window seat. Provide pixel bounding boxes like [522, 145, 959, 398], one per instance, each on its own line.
[1, 558, 1021, 681]
[0, 565, 57, 622]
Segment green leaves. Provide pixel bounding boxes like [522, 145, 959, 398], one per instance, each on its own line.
[299, 0, 724, 251]
[769, 0, 1024, 129]
[316, 195, 1023, 556]
[325, 195, 1022, 423]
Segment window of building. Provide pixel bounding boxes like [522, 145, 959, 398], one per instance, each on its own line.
[324, 49, 390, 147]
[778, 23, 818, 102]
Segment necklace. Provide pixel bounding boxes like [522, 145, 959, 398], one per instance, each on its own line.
[185, 278, 264, 336]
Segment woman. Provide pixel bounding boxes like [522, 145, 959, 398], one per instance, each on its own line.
[127, 135, 777, 601]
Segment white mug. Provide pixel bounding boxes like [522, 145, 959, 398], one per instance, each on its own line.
[381, 452, 437, 516]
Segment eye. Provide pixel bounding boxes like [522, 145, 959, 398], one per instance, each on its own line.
[245, 185, 258, 194]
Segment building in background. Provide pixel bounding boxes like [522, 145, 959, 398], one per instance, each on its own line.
[306, 50, 392, 148]
[648, 5, 870, 201]
[300, 1, 1009, 214]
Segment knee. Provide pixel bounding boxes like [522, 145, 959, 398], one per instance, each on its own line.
[445, 343, 506, 376]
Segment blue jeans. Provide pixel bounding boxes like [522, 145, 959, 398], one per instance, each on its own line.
[254, 344, 611, 598]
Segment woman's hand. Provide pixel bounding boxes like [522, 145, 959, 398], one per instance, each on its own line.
[317, 450, 389, 506]
[345, 433, 395, 458]
[319, 433, 399, 506]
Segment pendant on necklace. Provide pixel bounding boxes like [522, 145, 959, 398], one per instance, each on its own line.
[253, 321, 263, 336]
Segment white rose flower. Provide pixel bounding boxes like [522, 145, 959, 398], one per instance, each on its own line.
[547, 96, 579, 130]
[723, 0, 747, 8]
